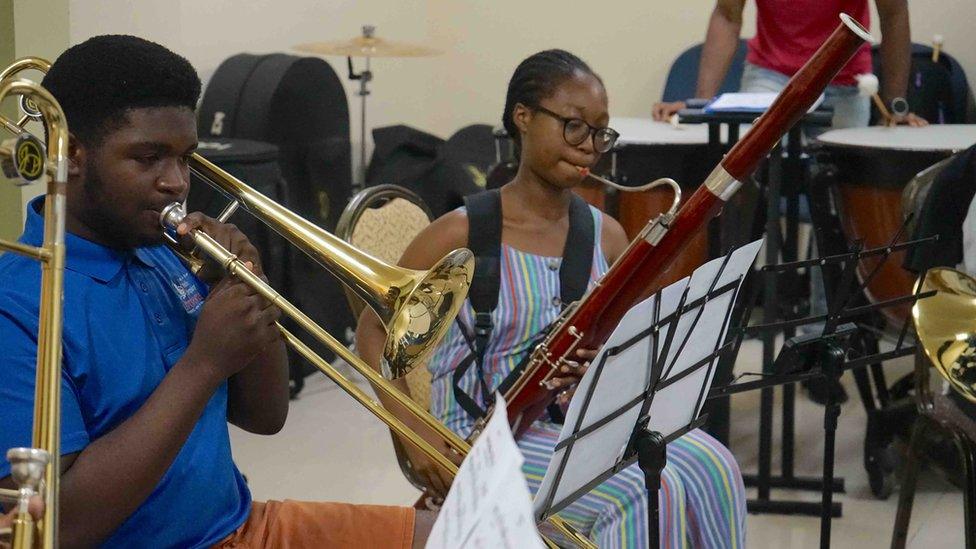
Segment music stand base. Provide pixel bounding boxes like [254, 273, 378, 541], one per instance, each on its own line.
[636, 429, 667, 549]
[743, 474, 845, 493]
[747, 499, 842, 517]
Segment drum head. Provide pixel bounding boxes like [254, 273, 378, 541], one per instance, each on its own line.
[816, 125, 976, 153]
[611, 117, 751, 147]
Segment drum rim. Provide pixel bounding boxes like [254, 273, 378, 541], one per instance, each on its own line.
[815, 125, 976, 153]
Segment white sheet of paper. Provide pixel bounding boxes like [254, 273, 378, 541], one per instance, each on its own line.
[705, 92, 825, 113]
[533, 240, 762, 519]
[426, 393, 545, 549]
[463, 466, 543, 548]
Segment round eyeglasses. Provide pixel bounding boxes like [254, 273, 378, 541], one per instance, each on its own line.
[531, 105, 619, 153]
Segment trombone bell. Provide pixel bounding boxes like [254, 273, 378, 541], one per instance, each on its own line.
[913, 267, 976, 402]
[383, 248, 473, 378]
[186, 153, 474, 378]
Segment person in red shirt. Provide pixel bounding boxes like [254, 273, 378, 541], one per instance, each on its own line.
[655, 1, 927, 405]
[653, 0, 926, 128]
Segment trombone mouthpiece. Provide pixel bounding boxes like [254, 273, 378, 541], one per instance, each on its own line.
[6, 448, 49, 490]
[159, 202, 186, 229]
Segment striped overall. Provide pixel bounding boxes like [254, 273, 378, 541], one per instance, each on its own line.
[427, 206, 747, 548]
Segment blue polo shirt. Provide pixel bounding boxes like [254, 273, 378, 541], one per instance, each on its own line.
[0, 197, 251, 547]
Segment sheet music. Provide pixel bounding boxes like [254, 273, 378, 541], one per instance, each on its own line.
[705, 92, 825, 113]
[533, 240, 762, 519]
[426, 393, 545, 549]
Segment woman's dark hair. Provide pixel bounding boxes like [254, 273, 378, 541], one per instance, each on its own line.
[41, 34, 201, 146]
[502, 49, 603, 152]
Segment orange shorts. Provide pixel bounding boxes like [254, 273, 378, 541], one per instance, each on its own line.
[212, 500, 415, 549]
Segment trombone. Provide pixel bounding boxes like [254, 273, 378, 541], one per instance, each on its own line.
[172, 158, 595, 547]
[171, 154, 476, 464]
[0, 59, 69, 549]
[2, 55, 594, 547]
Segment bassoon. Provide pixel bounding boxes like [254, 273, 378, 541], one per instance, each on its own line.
[494, 14, 874, 438]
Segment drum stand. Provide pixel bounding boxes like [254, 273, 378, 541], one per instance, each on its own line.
[807, 157, 913, 499]
[748, 125, 842, 514]
[680, 110, 855, 515]
[295, 25, 443, 191]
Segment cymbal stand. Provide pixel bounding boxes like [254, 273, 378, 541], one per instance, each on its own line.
[347, 55, 371, 189]
[346, 25, 375, 190]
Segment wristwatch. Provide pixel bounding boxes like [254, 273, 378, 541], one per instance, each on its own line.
[890, 97, 909, 118]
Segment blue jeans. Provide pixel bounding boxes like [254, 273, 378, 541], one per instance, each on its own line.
[741, 61, 870, 136]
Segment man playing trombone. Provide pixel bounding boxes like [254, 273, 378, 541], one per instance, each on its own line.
[0, 35, 431, 548]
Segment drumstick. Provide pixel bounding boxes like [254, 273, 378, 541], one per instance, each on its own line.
[932, 34, 944, 63]
[872, 95, 894, 125]
[856, 73, 893, 125]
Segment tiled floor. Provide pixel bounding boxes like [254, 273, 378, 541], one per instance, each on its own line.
[230, 339, 966, 547]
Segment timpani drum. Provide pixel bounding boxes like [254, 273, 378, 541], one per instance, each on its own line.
[817, 125, 976, 327]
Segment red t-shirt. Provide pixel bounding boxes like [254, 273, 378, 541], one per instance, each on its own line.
[746, 0, 873, 86]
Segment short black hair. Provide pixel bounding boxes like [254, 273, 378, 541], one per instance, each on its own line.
[41, 34, 201, 145]
[502, 49, 603, 151]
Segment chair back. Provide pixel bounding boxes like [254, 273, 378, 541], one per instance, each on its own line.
[661, 39, 748, 102]
[337, 184, 440, 494]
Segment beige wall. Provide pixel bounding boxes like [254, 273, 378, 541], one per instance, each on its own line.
[20, 0, 976, 192]
[0, 0, 18, 240]
[869, 0, 976, 81]
[65, 0, 754, 168]
[8, 0, 69, 227]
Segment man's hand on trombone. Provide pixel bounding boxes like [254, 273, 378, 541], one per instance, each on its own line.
[399, 416, 461, 504]
[174, 211, 266, 285]
[0, 496, 42, 549]
[173, 211, 282, 383]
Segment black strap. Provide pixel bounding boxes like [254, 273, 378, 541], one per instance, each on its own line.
[464, 189, 504, 344]
[497, 193, 594, 396]
[451, 190, 596, 421]
[559, 193, 596, 307]
[451, 190, 503, 419]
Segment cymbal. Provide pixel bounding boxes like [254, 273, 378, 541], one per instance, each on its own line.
[294, 27, 442, 58]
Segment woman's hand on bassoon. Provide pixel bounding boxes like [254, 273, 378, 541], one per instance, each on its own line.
[545, 348, 599, 406]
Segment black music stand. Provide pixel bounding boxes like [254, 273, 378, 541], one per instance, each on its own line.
[533, 241, 761, 549]
[708, 232, 937, 548]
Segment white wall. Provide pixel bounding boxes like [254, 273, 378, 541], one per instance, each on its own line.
[55, 0, 976, 181]
[869, 0, 976, 82]
[68, 0, 436, 181]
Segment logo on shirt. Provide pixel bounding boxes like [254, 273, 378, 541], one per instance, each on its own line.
[172, 272, 204, 314]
